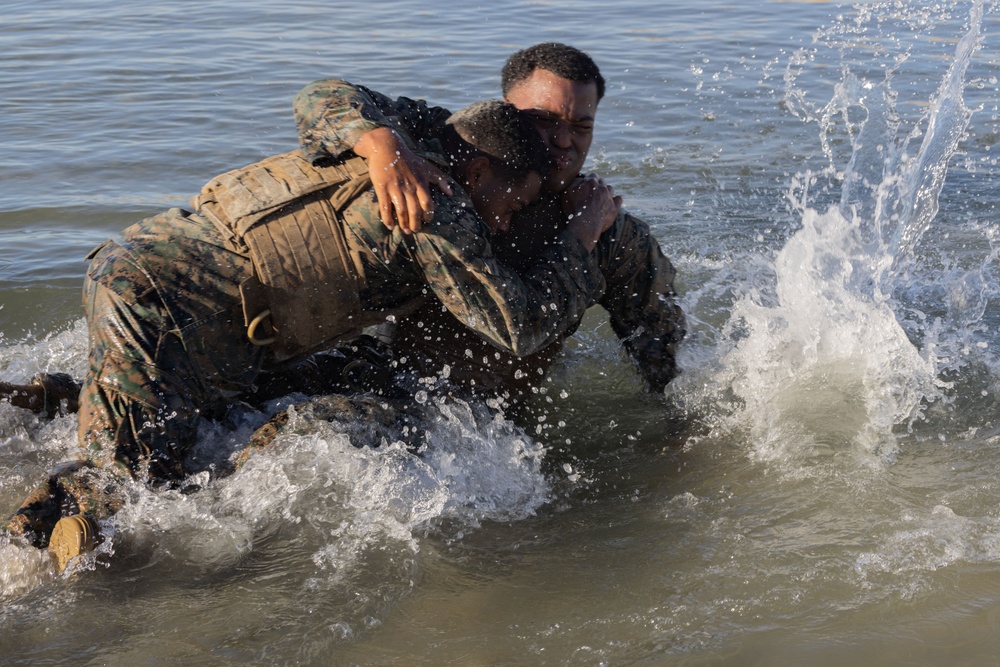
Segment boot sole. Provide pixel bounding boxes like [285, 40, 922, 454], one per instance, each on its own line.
[48, 514, 98, 573]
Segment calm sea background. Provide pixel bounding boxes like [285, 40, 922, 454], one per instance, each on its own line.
[3, 0, 1000, 665]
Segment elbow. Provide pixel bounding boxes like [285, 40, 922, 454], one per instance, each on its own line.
[294, 78, 349, 108]
[507, 331, 548, 358]
[508, 340, 534, 357]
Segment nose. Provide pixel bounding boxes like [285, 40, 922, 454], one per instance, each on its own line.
[490, 213, 510, 235]
[550, 121, 572, 149]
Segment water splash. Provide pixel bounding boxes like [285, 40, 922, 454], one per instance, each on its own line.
[672, 0, 994, 466]
[0, 328, 552, 603]
[833, 3, 982, 297]
[0, 537, 56, 601]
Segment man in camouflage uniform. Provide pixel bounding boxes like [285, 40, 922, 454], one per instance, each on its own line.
[292, 43, 686, 405]
[242, 44, 688, 470]
[5, 100, 621, 569]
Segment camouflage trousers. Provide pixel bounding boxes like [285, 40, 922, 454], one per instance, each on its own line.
[6, 387, 414, 548]
[8, 205, 423, 548]
[6, 236, 401, 547]
[77, 236, 260, 485]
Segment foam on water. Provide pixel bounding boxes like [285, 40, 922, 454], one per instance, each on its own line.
[0, 323, 89, 596]
[0, 319, 88, 381]
[670, 0, 996, 471]
[0, 326, 553, 604]
[5, 2, 1000, 657]
[644, 0, 1000, 625]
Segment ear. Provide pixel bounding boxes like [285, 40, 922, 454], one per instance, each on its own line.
[462, 155, 492, 192]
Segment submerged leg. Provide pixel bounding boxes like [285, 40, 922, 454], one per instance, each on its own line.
[234, 394, 427, 470]
[0, 373, 81, 417]
[5, 461, 126, 571]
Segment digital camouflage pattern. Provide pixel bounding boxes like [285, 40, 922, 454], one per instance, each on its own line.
[77, 130, 605, 487]
[6, 107, 608, 545]
[79, 209, 258, 478]
[296, 80, 452, 167]
[391, 196, 685, 401]
[294, 79, 686, 397]
[235, 393, 429, 469]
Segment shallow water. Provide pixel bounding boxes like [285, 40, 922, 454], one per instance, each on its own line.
[3, 0, 1000, 664]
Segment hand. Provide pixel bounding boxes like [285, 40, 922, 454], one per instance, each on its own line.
[352, 127, 453, 233]
[562, 173, 622, 251]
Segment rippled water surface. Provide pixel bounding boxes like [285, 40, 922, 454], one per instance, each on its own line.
[3, 0, 1000, 664]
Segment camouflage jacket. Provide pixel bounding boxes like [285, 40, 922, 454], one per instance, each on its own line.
[115, 154, 606, 382]
[293, 79, 686, 392]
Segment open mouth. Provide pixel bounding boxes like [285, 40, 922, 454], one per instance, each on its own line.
[552, 153, 574, 169]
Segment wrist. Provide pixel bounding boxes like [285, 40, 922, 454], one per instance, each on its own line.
[563, 223, 598, 253]
[353, 126, 401, 159]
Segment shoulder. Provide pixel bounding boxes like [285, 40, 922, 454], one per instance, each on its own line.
[425, 185, 484, 233]
[404, 186, 496, 259]
[598, 207, 655, 254]
[616, 208, 653, 236]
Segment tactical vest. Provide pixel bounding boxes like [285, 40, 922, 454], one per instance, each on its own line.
[192, 150, 405, 362]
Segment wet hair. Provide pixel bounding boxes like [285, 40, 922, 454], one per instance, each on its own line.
[501, 42, 606, 101]
[441, 99, 551, 183]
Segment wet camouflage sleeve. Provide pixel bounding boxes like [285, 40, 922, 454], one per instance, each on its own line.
[293, 78, 686, 391]
[294, 79, 608, 356]
[294, 79, 453, 164]
[595, 209, 686, 393]
[340, 186, 607, 357]
[499, 200, 686, 393]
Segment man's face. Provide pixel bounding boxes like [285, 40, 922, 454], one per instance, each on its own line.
[505, 68, 599, 193]
[468, 169, 543, 235]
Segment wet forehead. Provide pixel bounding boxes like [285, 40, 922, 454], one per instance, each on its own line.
[506, 69, 599, 122]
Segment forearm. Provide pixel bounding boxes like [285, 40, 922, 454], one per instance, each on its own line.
[485, 232, 606, 356]
[294, 79, 388, 163]
[415, 199, 606, 357]
[597, 211, 686, 391]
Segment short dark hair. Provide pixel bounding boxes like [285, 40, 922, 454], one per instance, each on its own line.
[501, 42, 605, 101]
[443, 99, 551, 182]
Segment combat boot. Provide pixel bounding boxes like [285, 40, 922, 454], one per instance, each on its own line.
[5, 461, 123, 572]
[48, 514, 99, 572]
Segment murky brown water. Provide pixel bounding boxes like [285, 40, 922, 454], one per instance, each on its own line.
[3, 1, 1000, 664]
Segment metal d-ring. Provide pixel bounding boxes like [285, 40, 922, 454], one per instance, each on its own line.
[247, 309, 276, 346]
